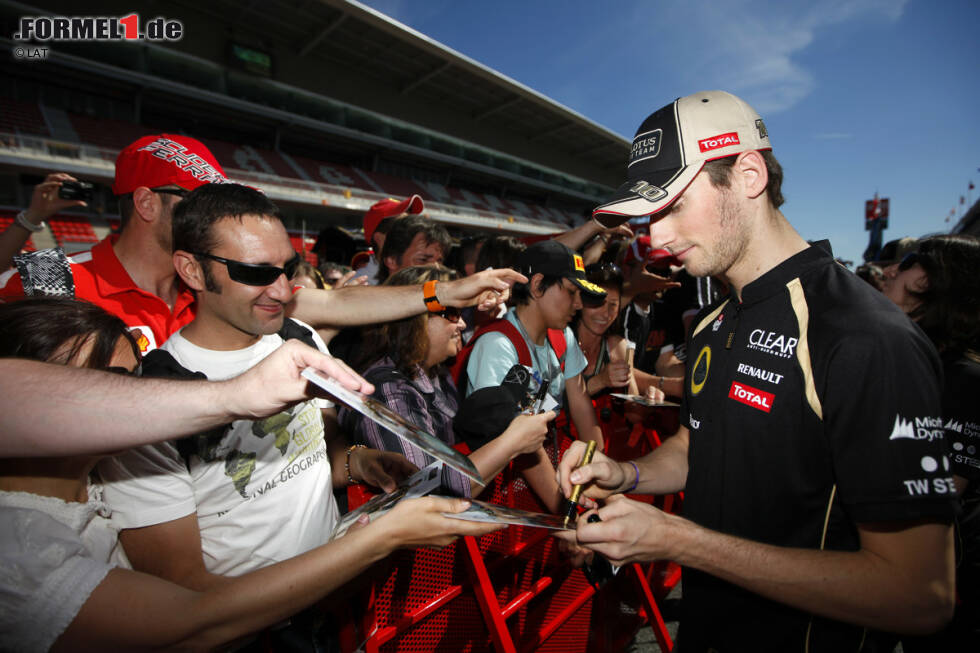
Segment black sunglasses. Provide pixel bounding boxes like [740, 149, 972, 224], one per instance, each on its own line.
[430, 306, 463, 322]
[585, 262, 622, 276]
[898, 251, 930, 272]
[191, 251, 301, 286]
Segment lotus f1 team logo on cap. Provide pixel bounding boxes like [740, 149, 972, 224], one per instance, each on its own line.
[629, 129, 662, 166]
[573, 255, 585, 272]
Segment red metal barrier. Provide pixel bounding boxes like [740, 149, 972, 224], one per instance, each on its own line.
[337, 405, 682, 653]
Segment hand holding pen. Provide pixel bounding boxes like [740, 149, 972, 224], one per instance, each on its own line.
[556, 440, 632, 506]
[563, 440, 597, 528]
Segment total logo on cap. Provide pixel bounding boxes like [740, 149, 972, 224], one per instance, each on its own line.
[594, 90, 771, 227]
[112, 134, 228, 195]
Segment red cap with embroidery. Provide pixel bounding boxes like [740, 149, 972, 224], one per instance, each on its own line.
[112, 134, 228, 195]
[363, 195, 424, 245]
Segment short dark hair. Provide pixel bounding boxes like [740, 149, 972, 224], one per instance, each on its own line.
[355, 265, 457, 375]
[703, 150, 785, 209]
[475, 235, 526, 273]
[510, 273, 564, 307]
[117, 193, 136, 230]
[908, 235, 980, 355]
[447, 234, 488, 278]
[373, 216, 397, 242]
[173, 183, 282, 292]
[377, 215, 451, 283]
[173, 183, 282, 255]
[0, 297, 139, 368]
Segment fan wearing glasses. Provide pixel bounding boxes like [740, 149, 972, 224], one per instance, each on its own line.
[1, 133, 524, 359]
[96, 185, 429, 633]
[0, 296, 500, 652]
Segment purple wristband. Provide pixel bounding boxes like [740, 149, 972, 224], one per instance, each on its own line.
[625, 461, 639, 493]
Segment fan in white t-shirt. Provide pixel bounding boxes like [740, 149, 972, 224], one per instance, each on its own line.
[99, 183, 416, 589]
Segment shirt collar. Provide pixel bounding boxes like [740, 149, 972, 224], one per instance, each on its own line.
[738, 240, 834, 306]
[92, 235, 194, 311]
[90, 235, 138, 297]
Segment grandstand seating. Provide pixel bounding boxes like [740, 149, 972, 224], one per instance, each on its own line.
[2, 100, 586, 229]
[48, 215, 99, 246]
[67, 113, 154, 152]
[0, 98, 49, 137]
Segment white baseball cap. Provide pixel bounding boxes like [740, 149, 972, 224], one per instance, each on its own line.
[594, 91, 771, 227]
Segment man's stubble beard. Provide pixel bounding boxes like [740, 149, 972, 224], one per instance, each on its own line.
[687, 188, 748, 279]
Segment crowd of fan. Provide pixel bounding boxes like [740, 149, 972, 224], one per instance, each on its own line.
[0, 93, 978, 653]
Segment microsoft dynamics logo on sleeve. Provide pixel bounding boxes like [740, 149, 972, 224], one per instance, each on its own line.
[889, 415, 944, 442]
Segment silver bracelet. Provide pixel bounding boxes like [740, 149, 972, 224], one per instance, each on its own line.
[14, 210, 45, 233]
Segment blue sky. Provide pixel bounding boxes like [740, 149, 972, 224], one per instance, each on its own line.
[359, 0, 979, 268]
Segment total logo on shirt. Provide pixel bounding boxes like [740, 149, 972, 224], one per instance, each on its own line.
[728, 381, 774, 413]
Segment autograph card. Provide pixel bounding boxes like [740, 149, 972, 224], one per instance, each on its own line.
[302, 368, 484, 486]
[332, 463, 443, 538]
[441, 498, 573, 531]
[610, 393, 680, 408]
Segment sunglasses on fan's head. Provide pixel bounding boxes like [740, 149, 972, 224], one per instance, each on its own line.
[191, 251, 301, 286]
[897, 251, 933, 272]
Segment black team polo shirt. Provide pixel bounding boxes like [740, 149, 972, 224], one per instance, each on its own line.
[676, 241, 956, 653]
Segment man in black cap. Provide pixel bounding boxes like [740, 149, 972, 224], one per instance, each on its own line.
[463, 239, 607, 513]
[558, 91, 955, 651]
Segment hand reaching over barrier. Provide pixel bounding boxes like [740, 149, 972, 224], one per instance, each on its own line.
[0, 340, 374, 457]
[373, 496, 506, 550]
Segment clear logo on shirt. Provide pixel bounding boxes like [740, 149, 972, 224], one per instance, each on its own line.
[746, 329, 798, 359]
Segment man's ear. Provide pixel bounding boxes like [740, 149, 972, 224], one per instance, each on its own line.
[173, 250, 206, 291]
[131, 187, 161, 225]
[530, 273, 546, 298]
[734, 150, 768, 201]
[383, 254, 399, 273]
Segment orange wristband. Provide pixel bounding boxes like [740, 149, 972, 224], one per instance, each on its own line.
[423, 279, 445, 312]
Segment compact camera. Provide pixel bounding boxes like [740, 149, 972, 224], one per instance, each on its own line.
[58, 180, 95, 202]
